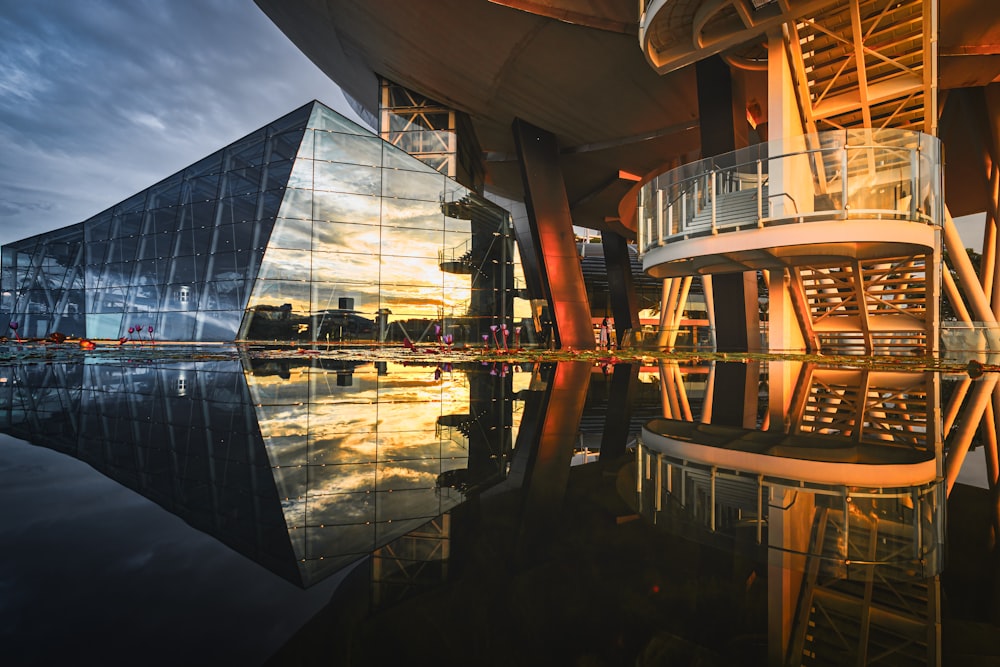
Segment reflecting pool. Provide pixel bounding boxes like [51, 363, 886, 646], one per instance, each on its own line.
[1, 351, 998, 665]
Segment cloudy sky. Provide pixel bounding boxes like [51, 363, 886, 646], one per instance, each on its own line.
[0, 0, 366, 248]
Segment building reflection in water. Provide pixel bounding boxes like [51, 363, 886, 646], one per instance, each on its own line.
[0, 356, 525, 589]
[636, 359, 1000, 666]
[2, 354, 997, 664]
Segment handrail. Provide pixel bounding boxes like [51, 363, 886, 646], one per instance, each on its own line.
[767, 192, 798, 215]
[637, 128, 942, 255]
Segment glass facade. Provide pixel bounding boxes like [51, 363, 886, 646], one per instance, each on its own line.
[0, 356, 520, 587]
[1, 101, 521, 343]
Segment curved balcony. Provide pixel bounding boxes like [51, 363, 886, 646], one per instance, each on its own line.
[637, 129, 942, 279]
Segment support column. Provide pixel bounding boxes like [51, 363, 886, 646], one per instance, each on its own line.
[601, 230, 641, 347]
[768, 268, 807, 352]
[714, 272, 762, 352]
[515, 361, 591, 564]
[512, 118, 594, 349]
[599, 363, 640, 460]
[696, 56, 760, 351]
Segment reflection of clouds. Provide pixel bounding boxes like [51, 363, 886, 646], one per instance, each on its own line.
[313, 190, 380, 225]
[312, 223, 381, 255]
[311, 250, 380, 283]
[269, 218, 312, 250]
[377, 465, 439, 485]
[379, 254, 442, 286]
[381, 197, 443, 228]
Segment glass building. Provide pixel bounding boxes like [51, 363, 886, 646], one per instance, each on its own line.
[0, 101, 520, 343]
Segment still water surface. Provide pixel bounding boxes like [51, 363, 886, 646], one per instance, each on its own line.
[0, 352, 997, 665]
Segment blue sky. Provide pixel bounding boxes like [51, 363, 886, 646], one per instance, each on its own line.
[0, 0, 365, 247]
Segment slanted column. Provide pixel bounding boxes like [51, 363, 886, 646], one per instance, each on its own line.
[512, 118, 594, 349]
[601, 230, 641, 346]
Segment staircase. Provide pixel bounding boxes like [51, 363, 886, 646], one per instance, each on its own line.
[790, 505, 937, 666]
[684, 187, 766, 236]
[791, 255, 929, 354]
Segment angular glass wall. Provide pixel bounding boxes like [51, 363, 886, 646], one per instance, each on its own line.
[1, 104, 309, 341]
[2, 101, 520, 343]
[242, 103, 517, 345]
[0, 356, 520, 588]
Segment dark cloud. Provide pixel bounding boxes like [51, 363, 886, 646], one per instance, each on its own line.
[0, 0, 366, 246]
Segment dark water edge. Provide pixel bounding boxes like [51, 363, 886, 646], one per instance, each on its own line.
[0, 434, 347, 667]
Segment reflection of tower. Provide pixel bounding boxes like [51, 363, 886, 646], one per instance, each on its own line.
[639, 361, 945, 665]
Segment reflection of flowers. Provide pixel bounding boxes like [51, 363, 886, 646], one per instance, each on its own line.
[8, 321, 21, 342]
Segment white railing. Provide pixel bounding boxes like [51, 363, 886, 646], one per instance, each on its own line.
[637, 129, 943, 255]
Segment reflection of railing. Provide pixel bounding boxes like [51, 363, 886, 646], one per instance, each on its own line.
[637, 129, 942, 254]
[635, 442, 943, 577]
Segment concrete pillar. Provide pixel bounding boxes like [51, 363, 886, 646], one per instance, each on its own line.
[512, 119, 595, 349]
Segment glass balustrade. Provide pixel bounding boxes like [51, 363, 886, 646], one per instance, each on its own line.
[637, 129, 942, 254]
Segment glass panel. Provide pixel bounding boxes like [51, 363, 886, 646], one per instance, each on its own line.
[312, 191, 380, 225]
[147, 174, 182, 208]
[169, 255, 203, 283]
[297, 128, 315, 160]
[217, 193, 258, 224]
[263, 159, 294, 192]
[85, 241, 109, 266]
[383, 168, 445, 201]
[377, 458, 445, 491]
[377, 264, 444, 291]
[176, 200, 216, 229]
[175, 225, 213, 256]
[382, 144, 432, 171]
[268, 218, 313, 250]
[221, 168, 261, 199]
[287, 159, 313, 190]
[258, 190, 284, 222]
[230, 221, 257, 252]
[277, 188, 312, 221]
[184, 152, 223, 179]
[257, 248, 311, 281]
[379, 227, 443, 258]
[312, 283, 380, 319]
[117, 192, 146, 216]
[381, 198, 443, 230]
[85, 213, 113, 242]
[308, 104, 369, 135]
[161, 283, 197, 311]
[205, 252, 241, 281]
[226, 130, 265, 169]
[380, 284, 443, 317]
[155, 311, 197, 340]
[91, 286, 126, 313]
[311, 251, 380, 284]
[248, 278, 311, 311]
[268, 127, 306, 162]
[314, 131, 382, 166]
[144, 207, 178, 236]
[313, 161, 381, 196]
[183, 173, 220, 202]
[195, 310, 242, 340]
[312, 220, 381, 254]
[86, 312, 124, 339]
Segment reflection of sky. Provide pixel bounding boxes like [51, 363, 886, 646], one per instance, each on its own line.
[251, 166, 485, 318]
[247, 363, 472, 563]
